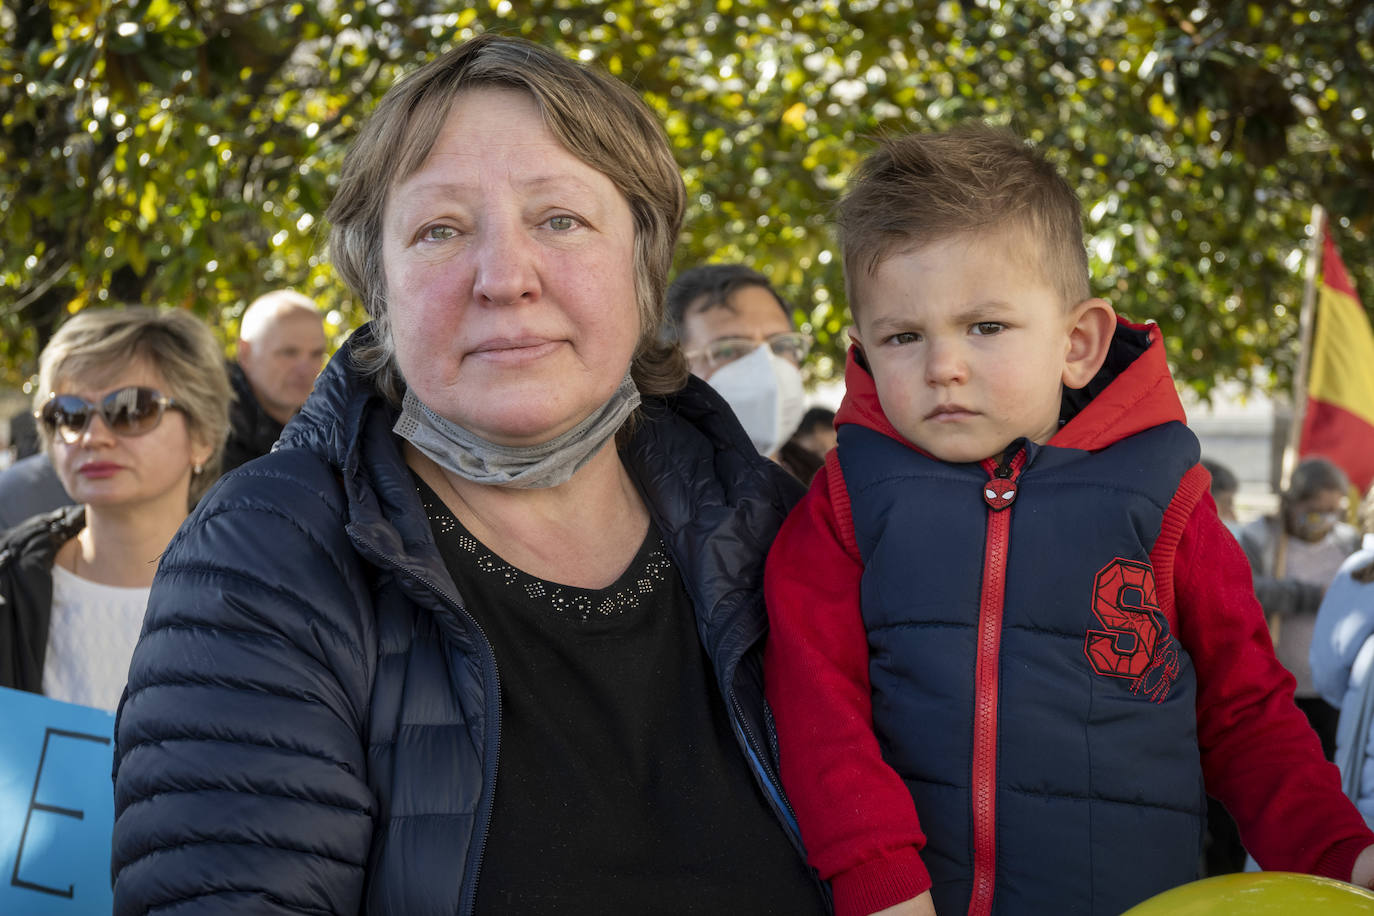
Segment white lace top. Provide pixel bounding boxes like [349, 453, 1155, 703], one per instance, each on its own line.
[41, 564, 151, 711]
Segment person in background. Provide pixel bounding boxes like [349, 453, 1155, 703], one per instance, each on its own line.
[665, 263, 810, 460]
[224, 288, 327, 470]
[110, 35, 826, 915]
[1313, 484, 1374, 828]
[8, 409, 40, 459]
[1240, 456, 1361, 760]
[0, 450, 74, 530]
[1202, 456, 1241, 536]
[0, 307, 230, 709]
[778, 406, 837, 484]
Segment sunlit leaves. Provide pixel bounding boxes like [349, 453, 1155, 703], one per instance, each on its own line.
[2, 0, 1371, 401]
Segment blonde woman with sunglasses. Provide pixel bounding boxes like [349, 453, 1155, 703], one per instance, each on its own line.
[0, 307, 230, 711]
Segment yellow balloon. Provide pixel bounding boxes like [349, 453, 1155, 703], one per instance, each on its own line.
[1121, 873, 1374, 915]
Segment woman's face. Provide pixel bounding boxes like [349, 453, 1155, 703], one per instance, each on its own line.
[381, 86, 641, 446]
[46, 360, 210, 514]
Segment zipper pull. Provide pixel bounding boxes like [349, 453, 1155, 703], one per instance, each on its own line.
[982, 445, 1021, 511]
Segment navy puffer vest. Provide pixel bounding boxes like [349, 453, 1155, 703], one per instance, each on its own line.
[839, 422, 1206, 915]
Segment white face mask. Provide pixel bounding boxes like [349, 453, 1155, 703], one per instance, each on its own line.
[706, 343, 806, 456]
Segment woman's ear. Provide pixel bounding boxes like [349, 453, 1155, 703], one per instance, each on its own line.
[190, 435, 215, 474]
[1062, 298, 1117, 390]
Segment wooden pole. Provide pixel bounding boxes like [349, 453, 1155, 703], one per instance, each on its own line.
[1281, 204, 1326, 492]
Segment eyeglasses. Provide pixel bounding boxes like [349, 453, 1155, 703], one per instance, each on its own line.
[687, 332, 813, 371]
[37, 386, 184, 444]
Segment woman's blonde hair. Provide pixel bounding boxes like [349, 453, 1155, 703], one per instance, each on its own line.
[327, 33, 688, 403]
[34, 306, 233, 505]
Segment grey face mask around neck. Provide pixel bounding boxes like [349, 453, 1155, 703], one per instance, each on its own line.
[393, 372, 641, 489]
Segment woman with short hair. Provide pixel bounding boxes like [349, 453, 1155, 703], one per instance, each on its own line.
[111, 34, 827, 915]
[0, 307, 231, 710]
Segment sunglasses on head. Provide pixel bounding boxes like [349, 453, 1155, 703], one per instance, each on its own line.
[37, 386, 184, 444]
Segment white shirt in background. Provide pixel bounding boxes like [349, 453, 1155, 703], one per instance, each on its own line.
[41, 565, 150, 711]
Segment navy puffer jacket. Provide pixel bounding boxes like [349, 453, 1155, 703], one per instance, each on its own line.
[110, 326, 808, 915]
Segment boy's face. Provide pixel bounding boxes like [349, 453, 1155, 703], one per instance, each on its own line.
[850, 231, 1105, 465]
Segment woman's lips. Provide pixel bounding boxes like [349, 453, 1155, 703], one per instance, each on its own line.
[78, 462, 123, 478]
[469, 338, 563, 364]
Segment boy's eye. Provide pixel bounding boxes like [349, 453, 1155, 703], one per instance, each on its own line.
[546, 215, 577, 231]
[888, 331, 920, 345]
[972, 322, 1005, 336]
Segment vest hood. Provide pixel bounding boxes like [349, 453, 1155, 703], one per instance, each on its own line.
[835, 316, 1186, 455]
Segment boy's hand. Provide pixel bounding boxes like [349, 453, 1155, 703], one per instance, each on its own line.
[1351, 843, 1374, 888]
[871, 891, 937, 916]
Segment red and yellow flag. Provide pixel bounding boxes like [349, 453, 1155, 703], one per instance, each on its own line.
[1300, 231, 1374, 493]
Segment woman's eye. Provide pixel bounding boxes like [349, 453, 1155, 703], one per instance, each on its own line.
[546, 215, 577, 231]
[419, 225, 457, 242]
[972, 322, 1005, 336]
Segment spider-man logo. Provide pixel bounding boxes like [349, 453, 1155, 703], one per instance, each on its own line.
[1083, 558, 1178, 701]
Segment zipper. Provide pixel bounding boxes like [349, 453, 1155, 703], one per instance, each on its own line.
[968, 444, 1025, 916]
[351, 533, 501, 916]
[729, 688, 802, 842]
[729, 670, 830, 907]
[678, 562, 807, 856]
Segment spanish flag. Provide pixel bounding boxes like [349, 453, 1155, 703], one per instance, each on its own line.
[1299, 230, 1374, 492]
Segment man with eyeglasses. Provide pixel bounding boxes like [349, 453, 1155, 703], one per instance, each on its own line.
[665, 264, 811, 461]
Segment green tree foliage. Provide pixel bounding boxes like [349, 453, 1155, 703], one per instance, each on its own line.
[3, 0, 1372, 398]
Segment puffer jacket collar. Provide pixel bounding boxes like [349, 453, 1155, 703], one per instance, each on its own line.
[836, 316, 1187, 455]
[276, 323, 804, 698]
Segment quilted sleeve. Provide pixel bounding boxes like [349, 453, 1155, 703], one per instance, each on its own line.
[111, 457, 378, 916]
[764, 459, 931, 916]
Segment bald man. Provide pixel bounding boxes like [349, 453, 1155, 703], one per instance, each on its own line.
[224, 290, 327, 471]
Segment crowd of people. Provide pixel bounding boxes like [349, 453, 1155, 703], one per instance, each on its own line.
[2, 30, 1374, 916]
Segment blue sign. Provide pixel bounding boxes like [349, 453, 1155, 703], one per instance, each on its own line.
[0, 686, 116, 915]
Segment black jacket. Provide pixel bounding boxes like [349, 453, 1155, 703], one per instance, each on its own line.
[111, 326, 812, 915]
[0, 505, 85, 693]
[222, 361, 285, 471]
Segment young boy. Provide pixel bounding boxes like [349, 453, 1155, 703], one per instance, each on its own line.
[763, 124, 1374, 916]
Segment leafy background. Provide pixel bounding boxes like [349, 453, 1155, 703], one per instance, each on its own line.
[3, 0, 1372, 401]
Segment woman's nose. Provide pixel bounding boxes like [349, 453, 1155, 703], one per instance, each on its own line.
[76, 410, 117, 446]
[471, 220, 541, 306]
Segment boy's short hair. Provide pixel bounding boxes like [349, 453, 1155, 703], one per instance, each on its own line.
[837, 123, 1091, 316]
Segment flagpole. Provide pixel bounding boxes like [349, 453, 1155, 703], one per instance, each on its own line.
[1281, 203, 1325, 491]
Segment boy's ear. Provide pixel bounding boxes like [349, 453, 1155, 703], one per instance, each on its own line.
[1062, 297, 1117, 390]
[846, 324, 865, 353]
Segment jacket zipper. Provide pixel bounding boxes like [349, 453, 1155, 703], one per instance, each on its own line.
[350, 535, 501, 916]
[679, 578, 808, 858]
[730, 690, 802, 840]
[969, 445, 1025, 916]
[728, 644, 830, 907]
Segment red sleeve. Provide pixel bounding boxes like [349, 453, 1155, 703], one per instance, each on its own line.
[1177, 494, 1374, 880]
[764, 458, 932, 916]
